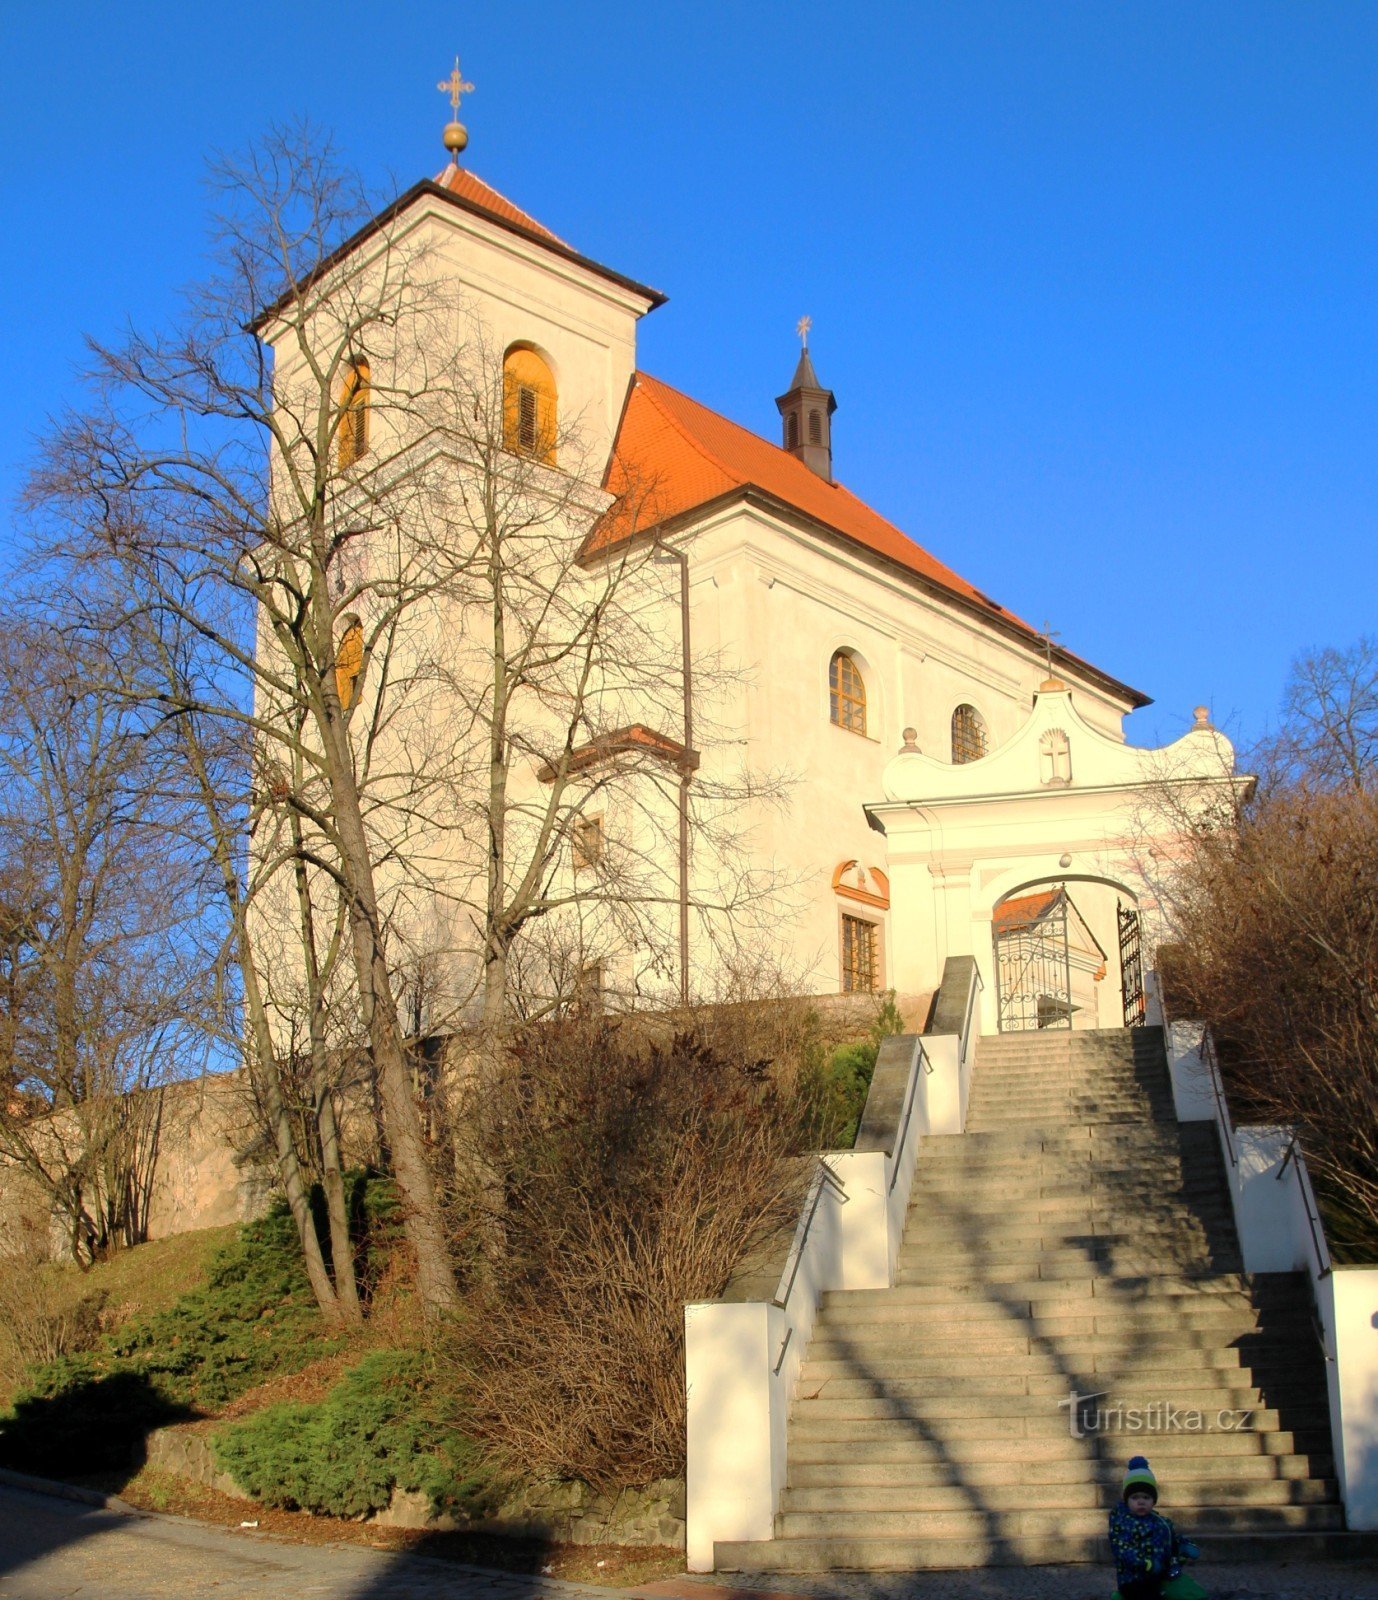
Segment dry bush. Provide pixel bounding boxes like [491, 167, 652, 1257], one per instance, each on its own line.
[0, 1226, 107, 1387]
[446, 1020, 812, 1489]
[1168, 784, 1378, 1252]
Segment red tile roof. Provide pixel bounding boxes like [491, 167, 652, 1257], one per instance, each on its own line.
[597, 373, 1146, 705]
[993, 889, 1063, 934]
[432, 165, 568, 248]
[536, 724, 697, 783]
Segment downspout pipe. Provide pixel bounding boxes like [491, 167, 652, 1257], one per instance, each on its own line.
[654, 537, 693, 1007]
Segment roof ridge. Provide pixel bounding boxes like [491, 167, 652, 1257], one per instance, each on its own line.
[640, 374, 1017, 615]
[432, 163, 569, 246]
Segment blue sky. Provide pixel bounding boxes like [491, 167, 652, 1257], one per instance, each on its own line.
[2, 2, 1374, 749]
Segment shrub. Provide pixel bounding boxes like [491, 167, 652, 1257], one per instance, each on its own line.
[1167, 784, 1378, 1257]
[0, 1235, 108, 1384]
[102, 1201, 336, 1409]
[213, 1350, 492, 1518]
[801, 990, 906, 1147]
[449, 1021, 813, 1489]
[0, 1201, 339, 1478]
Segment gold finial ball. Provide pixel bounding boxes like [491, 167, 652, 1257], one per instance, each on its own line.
[443, 121, 468, 155]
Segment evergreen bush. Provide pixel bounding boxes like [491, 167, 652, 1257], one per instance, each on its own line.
[802, 990, 906, 1147]
[0, 1200, 340, 1477]
[212, 1350, 493, 1518]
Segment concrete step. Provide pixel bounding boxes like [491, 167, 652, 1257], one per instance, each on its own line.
[788, 1408, 1326, 1442]
[896, 1248, 1238, 1277]
[960, 1120, 1177, 1132]
[818, 1293, 1299, 1328]
[784, 1432, 1333, 1467]
[773, 1503, 1345, 1540]
[786, 1454, 1330, 1488]
[834, 1273, 1252, 1305]
[800, 1345, 1318, 1381]
[795, 1370, 1278, 1403]
[804, 1338, 1317, 1374]
[829, 1277, 1268, 1309]
[793, 1391, 1296, 1424]
[778, 1477, 1341, 1514]
[714, 1527, 1378, 1571]
[812, 1311, 1308, 1347]
[897, 1230, 1236, 1258]
[968, 1084, 1171, 1100]
[925, 1126, 1185, 1147]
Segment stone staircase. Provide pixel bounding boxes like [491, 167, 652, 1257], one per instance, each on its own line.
[715, 1026, 1345, 1571]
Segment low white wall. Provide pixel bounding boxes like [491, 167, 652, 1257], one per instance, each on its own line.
[1325, 1269, 1378, 1530]
[1156, 977, 1378, 1532]
[684, 1019, 969, 1571]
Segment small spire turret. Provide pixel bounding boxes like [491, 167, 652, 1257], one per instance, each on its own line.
[776, 317, 837, 481]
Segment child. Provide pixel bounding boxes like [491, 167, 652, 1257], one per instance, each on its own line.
[1108, 1455, 1206, 1600]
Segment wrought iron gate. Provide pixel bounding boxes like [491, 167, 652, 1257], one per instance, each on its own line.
[1118, 901, 1145, 1027]
[994, 889, 1073, 1032]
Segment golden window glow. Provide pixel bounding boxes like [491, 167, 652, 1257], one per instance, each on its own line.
[841, 915, 879, 994]
[337, 360, 370, 468]
[335, 617, 363, 710]
[952, 703, 988, 764]
[829, 650, 867, 735]
[502, 345, 557, 464]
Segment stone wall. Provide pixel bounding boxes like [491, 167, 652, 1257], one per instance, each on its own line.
[0, 1073, 276, 1259]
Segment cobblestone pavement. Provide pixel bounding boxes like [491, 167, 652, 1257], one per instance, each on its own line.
[3, 1483, 1377, 1600]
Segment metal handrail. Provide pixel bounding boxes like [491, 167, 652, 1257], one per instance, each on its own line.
[888, 1038, 932, 1194]
[1200, 1029, 1237, 1169]
[775, 1159, 847, 1314]
[959, 964, 983, 1075]
[1279, 1134, 1333, 1281]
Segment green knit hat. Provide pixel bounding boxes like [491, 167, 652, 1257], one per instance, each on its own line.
[1122, 1456, 1158, 1502]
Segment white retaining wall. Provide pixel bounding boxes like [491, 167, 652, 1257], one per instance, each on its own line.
[1151, 977, 1378, 1532]
[684, 993, 976, 1571]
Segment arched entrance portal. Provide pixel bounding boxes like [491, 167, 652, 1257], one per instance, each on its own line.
[992, 880, 1144, 1033]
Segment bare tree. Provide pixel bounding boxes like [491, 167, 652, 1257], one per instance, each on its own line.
[1273, 636, 1378, 792]
[1161, 639, 1378, 1251]
[0, 619, 205, 1265]
[23, 126, 785, 1316]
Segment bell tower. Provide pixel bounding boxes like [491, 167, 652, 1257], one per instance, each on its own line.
[775, 316, 837, 481]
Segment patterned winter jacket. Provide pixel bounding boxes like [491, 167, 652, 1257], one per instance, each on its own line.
[1108, 1502, 1182, 1588]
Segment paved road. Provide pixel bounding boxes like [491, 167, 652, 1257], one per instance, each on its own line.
[0, 1483, 609, 1600]
[3, 1483, 1378, 1600]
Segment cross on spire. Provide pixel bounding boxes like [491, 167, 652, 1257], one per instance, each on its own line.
[438, 56, 475, 161]
[1039, 620, 1061, 675]
[438, 57, 474, 116]
[796, 314, 812, 348]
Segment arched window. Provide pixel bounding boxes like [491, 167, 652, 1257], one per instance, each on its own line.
[502, 345, 557, 464]
[1040, 728, 1072, 786]
[951, 703, 988, 764]
[808, 410, 822, 444]
[335, 614, 363, 710]
[829, 650, 867, 735]
[337, 359, 370, 468]
[786, 412, 799, 450]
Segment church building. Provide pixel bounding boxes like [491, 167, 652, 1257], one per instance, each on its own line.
[262, 71, 1238, 1036]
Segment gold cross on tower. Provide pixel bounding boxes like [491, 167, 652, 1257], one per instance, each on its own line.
[438, 56, 475, 161]
[796, 315, 812, 348]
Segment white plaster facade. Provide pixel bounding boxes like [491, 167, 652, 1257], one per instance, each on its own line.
[256, 162, 1243, 1024]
